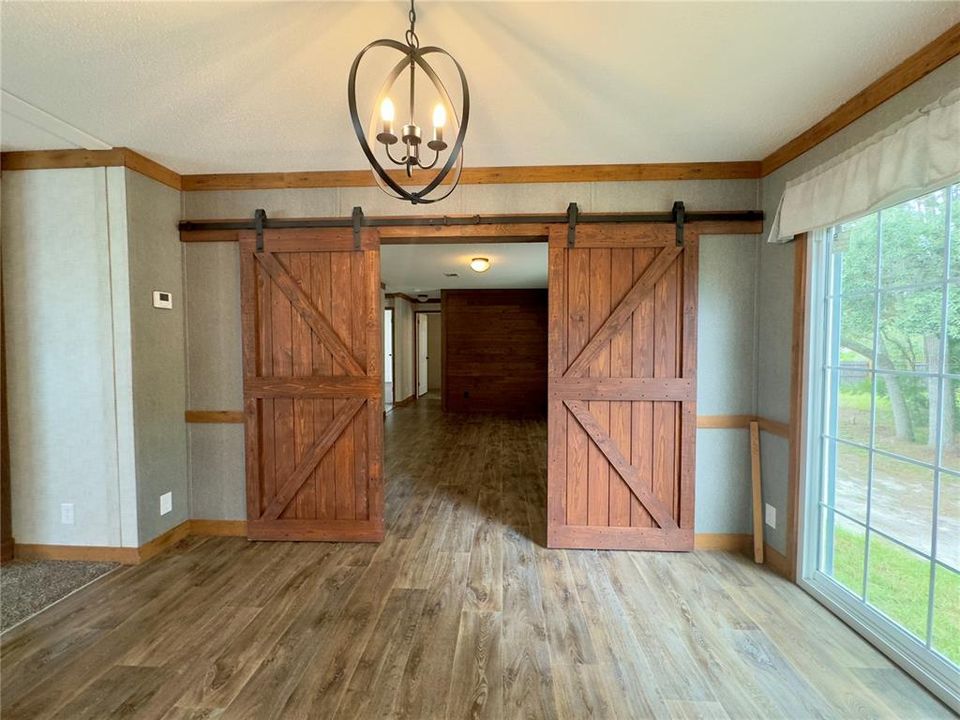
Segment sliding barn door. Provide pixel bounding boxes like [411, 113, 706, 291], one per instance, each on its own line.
[239, 228, 384, 542]
[547, 225, 697, 550]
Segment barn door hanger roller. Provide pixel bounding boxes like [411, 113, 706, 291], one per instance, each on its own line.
[348, 0, 470, 205]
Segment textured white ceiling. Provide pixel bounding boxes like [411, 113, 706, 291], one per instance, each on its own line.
[381, 242, 547, 293]
[1, 2, 957, 173]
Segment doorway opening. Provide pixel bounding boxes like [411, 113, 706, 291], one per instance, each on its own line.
[384, 307, 395, 412]
[415, 310, 441, 399]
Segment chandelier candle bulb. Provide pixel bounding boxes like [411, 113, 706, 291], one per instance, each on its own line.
[377, 98, 397, 145]
[428, 104, 447, 151]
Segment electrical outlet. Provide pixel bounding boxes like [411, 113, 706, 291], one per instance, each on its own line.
[60, 503, 75, 525]
[160, 492, 173, 516]
[765, 503, 777, 529]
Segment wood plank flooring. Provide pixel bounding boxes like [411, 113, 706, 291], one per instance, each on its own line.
[1, 396, 952, 719]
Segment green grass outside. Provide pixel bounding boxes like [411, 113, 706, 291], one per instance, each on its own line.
[831, 527, 959, 665]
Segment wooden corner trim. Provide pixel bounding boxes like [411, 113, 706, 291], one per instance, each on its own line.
[761, 23, 960, 176]
[0, 147, 182, 190]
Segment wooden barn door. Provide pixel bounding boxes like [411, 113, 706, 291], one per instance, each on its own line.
[547, 225, 697, 550]
[239, 228, 384, 542]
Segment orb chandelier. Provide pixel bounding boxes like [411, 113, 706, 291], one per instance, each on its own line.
[347, 0, 469, 204]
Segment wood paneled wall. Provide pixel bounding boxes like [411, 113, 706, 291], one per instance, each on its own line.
[442, 289, 548, 415]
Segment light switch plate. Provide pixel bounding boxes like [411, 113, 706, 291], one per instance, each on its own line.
[60, 503, 75, 525]
[152, 290, 173, 309]
[160, 492, 173, 516]
[765, 503, 777, 529]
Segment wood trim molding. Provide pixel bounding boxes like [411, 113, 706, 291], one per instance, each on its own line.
[0, 147, 182, 190]
[137, 520, 192, 563]
[181, 162, 761, 191]
[186, 409, 792, 430]
[15, 543, 141, 564]
[786, 234, 809, 583]
[761, 23, 960, 176]
[14, 519, 248, 564]
[191, 519, 247, 536]
[185, 410, 244, 424]
[756, 416, 791, 439]
[763, 543, 792, 580]
[694, 533, 752, 552]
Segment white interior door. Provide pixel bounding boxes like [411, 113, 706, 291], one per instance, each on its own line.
[417, 313, 429, 397]
[384, 309, 393, 399]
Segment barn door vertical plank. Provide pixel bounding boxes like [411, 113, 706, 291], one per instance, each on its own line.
[258, 248, 276, 518]
[313, 252, 336, 520]
[271, 254, 296, 519]
[679, 233, 699, 534]
[239, 235, 262, 523]
[609, 248, 633, 527]
[587, 248, 611, 527]
[566, 247, 591, 526]
[364, 239, 384, 535]
[351, 251, 369, 520]
[547, 234, 567, 543]
[291, 252, 317, 519]
[631, 248, 656, 528]
[652, 250, 679, 528]
[331, 251, 357, 520]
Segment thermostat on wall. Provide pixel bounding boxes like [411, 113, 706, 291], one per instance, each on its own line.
[152, 291, 173, 309]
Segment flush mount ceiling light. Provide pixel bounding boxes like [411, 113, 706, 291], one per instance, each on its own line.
[470, 257, 490, 273]
[348, 0, 469, 205]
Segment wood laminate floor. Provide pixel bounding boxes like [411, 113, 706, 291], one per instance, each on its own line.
[1, 397, 952, 719]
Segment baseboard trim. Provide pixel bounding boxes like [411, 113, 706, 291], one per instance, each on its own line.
[13, 526, 779, 566]
[16, 519, 194, 565]
[138, 520, 192, 563]
[191, 519, 248, 536]
[694, 533, 752, 552]
[763, 543, 793, 580]
[15, 543, 141, 564]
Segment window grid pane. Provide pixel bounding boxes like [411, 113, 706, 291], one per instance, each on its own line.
[814, 183, 958, 669]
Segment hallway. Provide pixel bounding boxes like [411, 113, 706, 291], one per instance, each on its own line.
[0, 398, 949, 719]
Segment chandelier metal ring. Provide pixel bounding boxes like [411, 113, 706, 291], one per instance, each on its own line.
[346, 2, 469, 204]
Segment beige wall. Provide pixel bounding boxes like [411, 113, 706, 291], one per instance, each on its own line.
[124, 169, 189, 543]
[1, 167, 188, 547]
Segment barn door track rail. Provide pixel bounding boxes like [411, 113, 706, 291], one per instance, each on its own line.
[179, 202, 762, 238]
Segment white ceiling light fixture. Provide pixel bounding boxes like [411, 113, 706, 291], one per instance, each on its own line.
[470, 257, 491, 273]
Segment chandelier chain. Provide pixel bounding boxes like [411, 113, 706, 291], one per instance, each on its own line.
[405, 0, 419, 48]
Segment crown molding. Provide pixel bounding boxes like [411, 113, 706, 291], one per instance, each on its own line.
[761, 22, 960, 176]
[1, 147, 182, 190]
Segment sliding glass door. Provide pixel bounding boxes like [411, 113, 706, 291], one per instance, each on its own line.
[803, 182, 959, 705]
